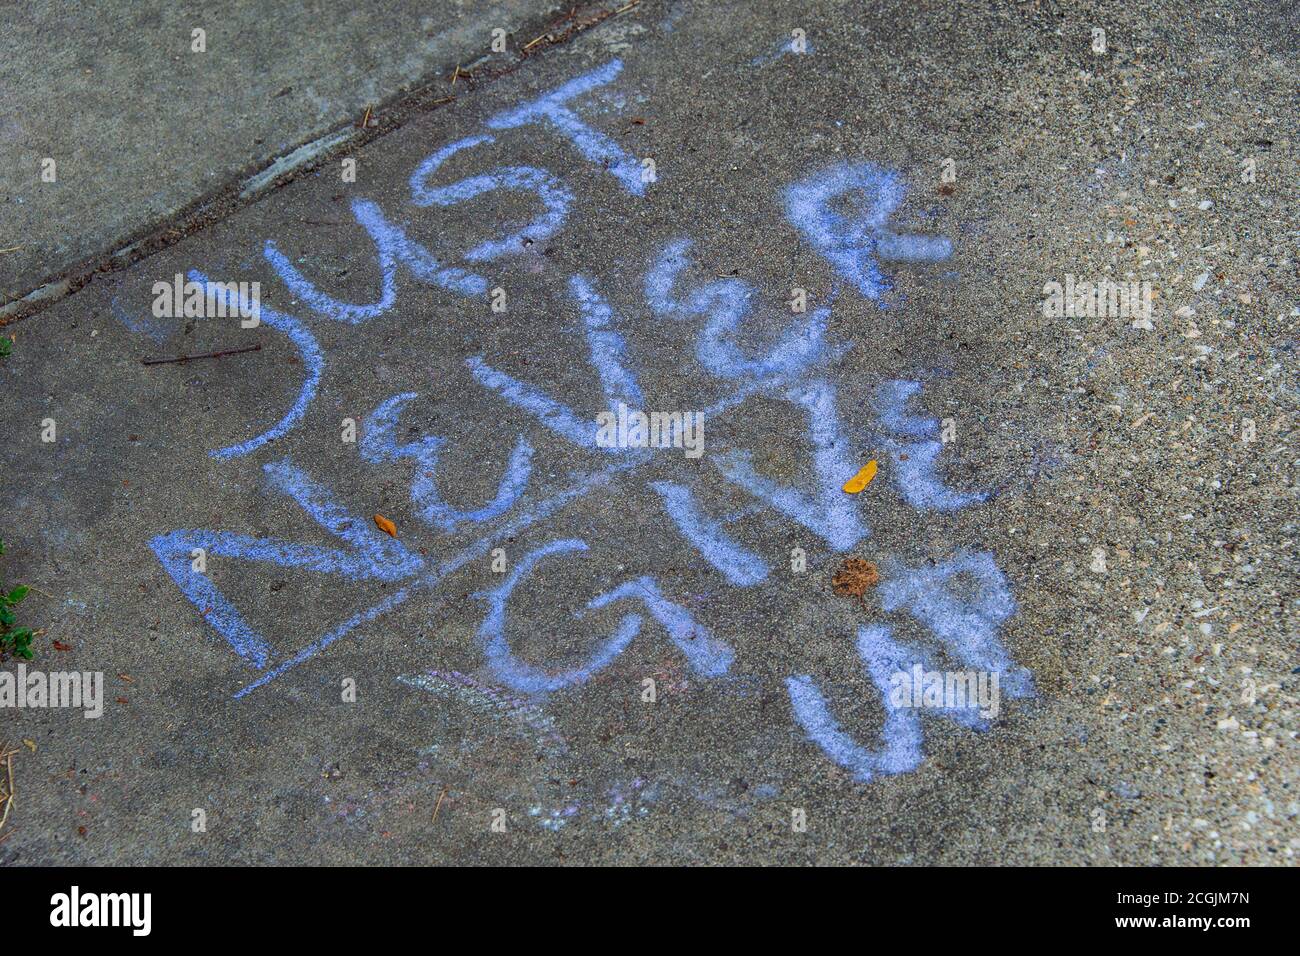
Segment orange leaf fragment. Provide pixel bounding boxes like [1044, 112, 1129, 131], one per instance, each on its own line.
[373, 514, 397, 538]
[842, 459, 878, 494]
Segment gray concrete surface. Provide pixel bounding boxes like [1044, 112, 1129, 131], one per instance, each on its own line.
[0, 0, 1296, 865]
[0, 0, 567, 306]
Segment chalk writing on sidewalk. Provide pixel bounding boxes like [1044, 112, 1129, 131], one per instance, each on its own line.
[145, 59, 1032, 783]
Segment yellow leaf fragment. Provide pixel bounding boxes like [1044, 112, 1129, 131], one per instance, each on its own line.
[842, 459, 878, 494]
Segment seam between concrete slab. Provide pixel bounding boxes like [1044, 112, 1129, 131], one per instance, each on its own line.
[0, 0, 649, 327]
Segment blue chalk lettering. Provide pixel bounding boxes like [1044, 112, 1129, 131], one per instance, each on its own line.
[264, 198, 484, 323]
[234, 455, 650, 698]
[465, 356, 601, 450]
[479, 540, 734, 693]
[486, 60, 646, 196]
[880, 552, 1035, 698]
[644, 238, 693, 316]
[361, 392, 533, 531]
[786, 626, 922, 782]
[569, 274, 643, 408]
[874, 379, 987, 511]
[712, 379, 867, 551]
[466, 275, 647, 452]
[650, 481, 769, 586]
[644, 238, 830, 379]
[787, 621, 1008, 781]
[478, 539, 641, 693]
[150, 459, 423, 668]
[645, 239, 865, 547]
[890, 441, 987, 511]
[858, 624, 989, 731]
[875, 379, 938, 438]
[586, 577, 734, 677]
[189, 270, 325, 460]
[785, 163, 952, 300]
[409, 135, 574, 261]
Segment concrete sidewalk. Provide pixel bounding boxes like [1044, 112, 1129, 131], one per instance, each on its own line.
[0, 0, 1295, 865]
[0, 0, 571, 312]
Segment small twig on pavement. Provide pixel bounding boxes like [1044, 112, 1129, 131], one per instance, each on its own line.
[142, 344, 261, 366]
